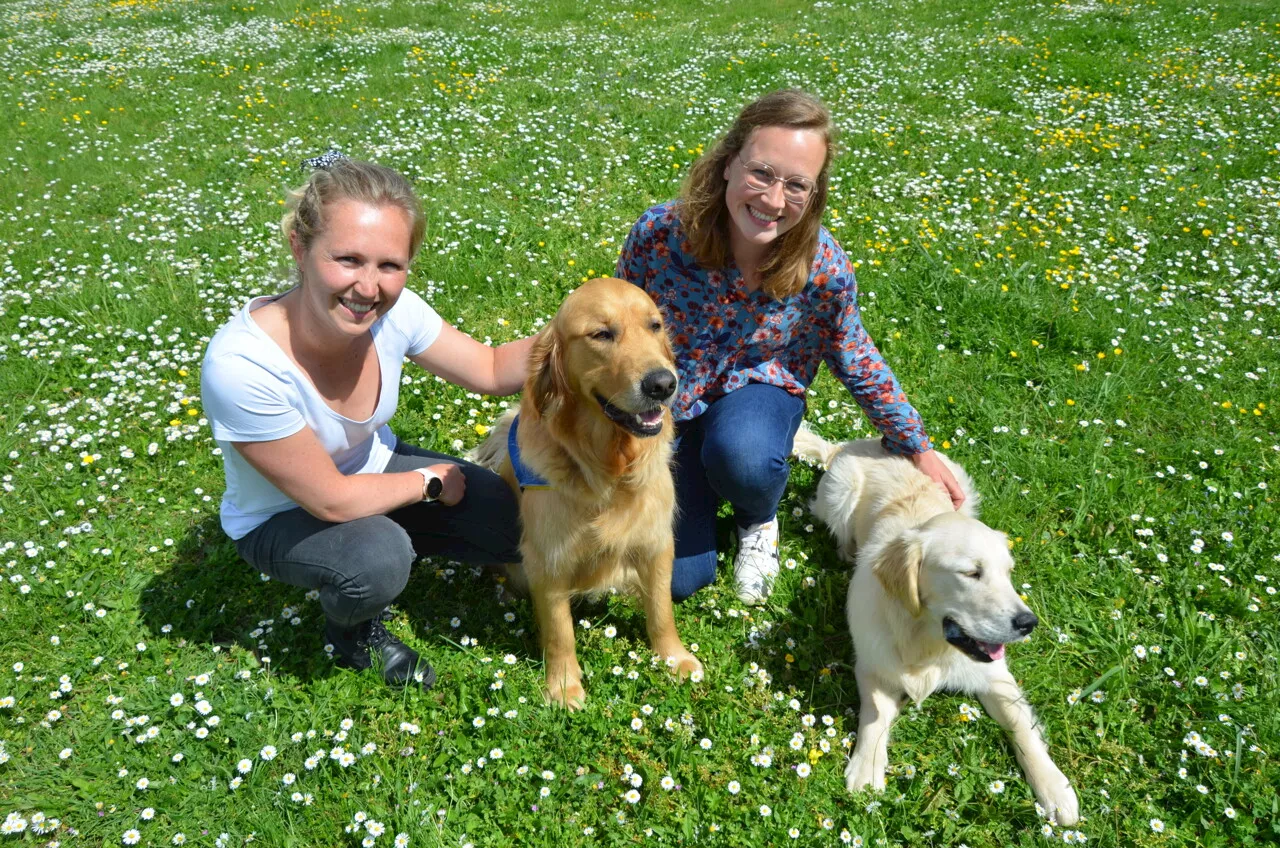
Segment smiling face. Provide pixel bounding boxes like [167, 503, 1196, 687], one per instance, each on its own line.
[534, 278, 678, 438]
[722, 125, 827, 270]
[290, 199, 413, 340]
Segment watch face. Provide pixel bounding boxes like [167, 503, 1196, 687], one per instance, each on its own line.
[427, 476, 444, 499]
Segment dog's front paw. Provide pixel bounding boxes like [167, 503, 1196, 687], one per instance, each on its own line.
[1033, 776, 1080, 827]
[844, 752, 886, 794]
[664, 651, 703, 683]
[544, 675, 586, 711]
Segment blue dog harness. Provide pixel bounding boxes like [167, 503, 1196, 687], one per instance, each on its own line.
[508, 415, 550, 491]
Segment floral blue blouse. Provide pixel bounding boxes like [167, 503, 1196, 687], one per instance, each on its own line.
[615, 201, 932, 455]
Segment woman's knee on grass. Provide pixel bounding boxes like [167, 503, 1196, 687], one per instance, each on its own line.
[671, 550, 718, 602]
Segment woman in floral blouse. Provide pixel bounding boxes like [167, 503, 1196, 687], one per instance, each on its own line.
[616, 89, 963, 605]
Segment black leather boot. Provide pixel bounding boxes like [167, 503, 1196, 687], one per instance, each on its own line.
[325, 613, 436, 689]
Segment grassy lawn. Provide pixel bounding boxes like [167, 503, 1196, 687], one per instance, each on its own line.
[2, 0, 1278, 845]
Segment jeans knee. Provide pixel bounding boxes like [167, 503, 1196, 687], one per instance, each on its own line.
[702, 438, 789, 494]
[339, 518, 415, 605]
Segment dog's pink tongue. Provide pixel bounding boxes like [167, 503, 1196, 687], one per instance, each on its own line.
[639, 409, 662, 424]
[979, 641, 1005, 661]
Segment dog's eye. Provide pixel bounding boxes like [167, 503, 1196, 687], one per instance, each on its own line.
[649, 320, 662, 333]
[964, 569, 983, 580]
[589, 328, 615, 342]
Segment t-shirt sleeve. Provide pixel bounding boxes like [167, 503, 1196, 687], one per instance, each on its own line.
[201, 352, 307, 444]
[389, 287, 444, 356]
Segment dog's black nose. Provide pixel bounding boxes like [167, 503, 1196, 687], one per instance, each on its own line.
[641, 369, 677, 401]
[1012, 610, 1039, 636]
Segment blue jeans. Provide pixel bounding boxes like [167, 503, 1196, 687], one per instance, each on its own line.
[234, 441, 521, 627]
[670, 384, 806, 601]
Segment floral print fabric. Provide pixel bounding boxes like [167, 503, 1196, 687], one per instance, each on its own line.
[615, 201, 932, 455]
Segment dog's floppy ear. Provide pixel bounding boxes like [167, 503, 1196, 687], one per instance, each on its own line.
[528, 327, 568, 418]
[874, 533, 923, 617]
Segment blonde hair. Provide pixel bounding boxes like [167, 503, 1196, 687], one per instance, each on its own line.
[680, 90, 836, 300]
[281, 158, 426, 260]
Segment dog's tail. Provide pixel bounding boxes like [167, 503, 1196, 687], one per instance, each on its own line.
[792, 421, 841, 467]
[467, 408, 517, 471]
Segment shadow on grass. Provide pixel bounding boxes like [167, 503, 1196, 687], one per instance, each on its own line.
[136, 515, 543, 685]
[133, 466, 857, 703]
[679, 468, 861, 716]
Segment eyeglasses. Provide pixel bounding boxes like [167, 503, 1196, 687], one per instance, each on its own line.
[736, 153, 816, 205]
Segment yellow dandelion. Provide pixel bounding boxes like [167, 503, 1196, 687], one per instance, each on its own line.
[475, 424, 490, 436]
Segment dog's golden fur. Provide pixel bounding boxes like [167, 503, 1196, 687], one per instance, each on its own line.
[472, 277, 701, 708]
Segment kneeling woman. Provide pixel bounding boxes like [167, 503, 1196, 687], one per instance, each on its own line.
[616, 90, 963, 605]
[202, 157, 534, 688]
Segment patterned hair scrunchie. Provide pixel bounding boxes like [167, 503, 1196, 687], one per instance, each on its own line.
[301, 149, 348, 170]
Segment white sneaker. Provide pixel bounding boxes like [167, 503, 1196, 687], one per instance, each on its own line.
[734, 518, 780, 605]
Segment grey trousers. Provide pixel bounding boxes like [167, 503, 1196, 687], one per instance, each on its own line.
[234, 441, 520, 627]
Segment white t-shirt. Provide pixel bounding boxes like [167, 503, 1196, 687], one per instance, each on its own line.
[201, 288, 443, 539]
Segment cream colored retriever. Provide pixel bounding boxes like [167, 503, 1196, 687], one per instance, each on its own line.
[794, 425, 1079, 825]
[472, 277, 701, 709]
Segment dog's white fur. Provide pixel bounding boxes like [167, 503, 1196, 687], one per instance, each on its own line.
[794, 425, 1079, 825]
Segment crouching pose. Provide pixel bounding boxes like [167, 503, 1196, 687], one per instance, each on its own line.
[202, 156, 535, 688]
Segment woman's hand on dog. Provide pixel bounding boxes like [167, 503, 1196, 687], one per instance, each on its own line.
[911, 450, 966, 509]
[426, 463, 467, 506]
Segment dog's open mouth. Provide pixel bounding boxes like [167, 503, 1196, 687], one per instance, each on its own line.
[596, 395, 665, 437]
[943, 617, 1006, 663]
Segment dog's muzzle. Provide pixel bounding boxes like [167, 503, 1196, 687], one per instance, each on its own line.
[943, 617, 1010, 663]
[596, 368, 677, 438]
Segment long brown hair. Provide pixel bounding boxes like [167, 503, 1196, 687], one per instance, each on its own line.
[680, 90, 836, 300]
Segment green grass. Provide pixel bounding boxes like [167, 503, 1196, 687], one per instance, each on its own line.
[2, 0, 1279, 845]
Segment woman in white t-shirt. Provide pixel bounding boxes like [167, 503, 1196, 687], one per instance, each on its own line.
[201, 157, 535, 689]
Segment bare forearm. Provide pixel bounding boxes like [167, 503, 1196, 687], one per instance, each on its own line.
[306, 471, 423, 524]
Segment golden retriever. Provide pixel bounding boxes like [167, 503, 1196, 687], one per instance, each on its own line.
[794, 425, 1080, 825]
[472, 277, 702, 709]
